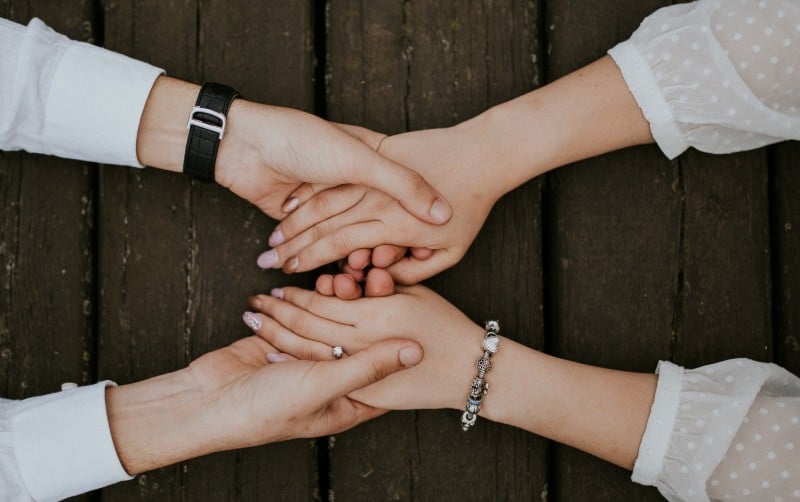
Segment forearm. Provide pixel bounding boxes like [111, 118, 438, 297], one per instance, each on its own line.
[457, 55, 653, 199]
[482, 338, 656, 470]
[105, 368, 219, 475]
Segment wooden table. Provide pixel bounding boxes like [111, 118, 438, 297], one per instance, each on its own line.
[1, 1, 796, 500]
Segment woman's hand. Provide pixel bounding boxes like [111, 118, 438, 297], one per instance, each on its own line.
[257, 124, 503, 284]
[243, 284, 487, 411]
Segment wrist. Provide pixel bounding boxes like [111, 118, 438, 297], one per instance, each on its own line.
[136, 76, 200, 171]
[106, 368, 219, 475]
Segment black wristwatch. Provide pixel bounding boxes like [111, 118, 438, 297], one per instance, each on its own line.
[183, 82, 240, 182]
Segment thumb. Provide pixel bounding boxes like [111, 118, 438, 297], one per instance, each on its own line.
[354, 154, 453, 226]
[316, 339, 423, 398]
[386, 251, 456, 285]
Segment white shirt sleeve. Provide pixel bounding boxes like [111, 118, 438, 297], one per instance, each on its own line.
[608, 0, 800, 159]
[632, 359, 800, 501]
[0, 382, 133, 502]
[0, 17, 163, 167]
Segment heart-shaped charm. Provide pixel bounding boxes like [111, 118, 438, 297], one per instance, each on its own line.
[482, 335, 499, 354]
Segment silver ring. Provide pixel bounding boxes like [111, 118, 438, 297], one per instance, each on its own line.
[332, 346, 344, 359]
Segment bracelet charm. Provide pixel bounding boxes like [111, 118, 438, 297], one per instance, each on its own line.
[460, 321, 500, 431]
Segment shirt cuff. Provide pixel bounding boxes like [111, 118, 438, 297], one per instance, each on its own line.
[12, 381, 133, 501]
[42, 41, 164, 167]
[631, 360, 683, 486]
[608, 40, 687, 160]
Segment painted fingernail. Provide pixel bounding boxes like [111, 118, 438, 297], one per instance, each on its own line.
[429, 197, 452, 224]
[282, 197, 300, 213]
[267, 352, 289, 363]
[399, 346, 423, 368]
[270, 288, 284, 299]
[257, 249, 279, 269]
[285, 257, 299, 273]
[242, 311, 262, 331]
[268, 229, 285, 247]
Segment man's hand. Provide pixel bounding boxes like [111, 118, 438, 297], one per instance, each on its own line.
[257, 124, 503, 284]
[105, 333, 422, 475]
[135, 76, 452, 225]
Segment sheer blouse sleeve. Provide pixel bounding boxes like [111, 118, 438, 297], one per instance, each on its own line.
[632, 359, 800, 501]
[608, 0, 800, 159]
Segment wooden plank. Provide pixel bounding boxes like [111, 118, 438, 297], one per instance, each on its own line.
[772, 141, 800, 376]
[326, 1, 546, 500]
[99, 1, 316, 499]
[0, 4, 97, 502]
[545, 0, 676, 500]
[676, 150, 771, 367]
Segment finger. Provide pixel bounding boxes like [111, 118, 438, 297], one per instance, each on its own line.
[353, 160, 453, 225]
[242, 311, 335, 361]
[410, 247, 434, 260]
[251, 293, 352, 348]
[283, 221, 398, 274]
[347, 249, 372, 270]
[310, 339, 423, 399]
[363, 268, 396, 297]
[273, 185, 368, 246]
[386, 250, 456, 285]
[331, 122, 387, 150]
[266, 352, 297, 363]
[332, 274, 364, 300]
[315, 274, 335, 296]
[277, 287, 358, 325]
[283, 183, 335, 214]
[371, 245, 407, 268]
[340, 262, 365, 282]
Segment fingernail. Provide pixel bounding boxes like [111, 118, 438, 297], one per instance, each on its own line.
[282, 197, 300, 213]
[267, 352, 289, 363]
[268, 229, 285, 247]
[285, 256, 299, 273]
[270, 288, 284, 299]
[429, 197, 452, 224]
[257, 249, 279, 269]
[242, 311, 262, 331]
[399, 346, 423, 368]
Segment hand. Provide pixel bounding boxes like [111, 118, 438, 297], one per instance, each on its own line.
[105, 332, 422, 474]
[244, 284, 485, 411]
[258, 124, 502, 284]
[136, 76, 452, 225]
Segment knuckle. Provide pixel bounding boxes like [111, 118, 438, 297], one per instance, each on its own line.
[288, 310, 306, 334]
[331, 231, 355, 255]
[311, 191, 333, 216]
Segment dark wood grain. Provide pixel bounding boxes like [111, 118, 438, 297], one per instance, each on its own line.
[772, 141, 800, 376]
[0, 4, 97, 502]
[544, 0, 676, 500]
[326, 1, 546, 500]
[98, 1, 316, 500]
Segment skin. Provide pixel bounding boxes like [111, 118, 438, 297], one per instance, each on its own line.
[135, 76, 452, 224]
[104, 75, 441, 474]
[262, 56, 654, 285]
[247, 274, 657, 470]
[106, 334, 422, 474]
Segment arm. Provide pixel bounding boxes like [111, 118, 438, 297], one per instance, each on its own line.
[0, 17, 452, 224]
[246, 284, 654, 469]
[247, 282, 800, 499]
[261, 55, 652, 282]
[4, 334, 421, 499]
[265, 0, 800, 283]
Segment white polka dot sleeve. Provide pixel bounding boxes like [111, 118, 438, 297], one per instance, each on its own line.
[632, 359, 800, 501]
[608, 0, 800, 159]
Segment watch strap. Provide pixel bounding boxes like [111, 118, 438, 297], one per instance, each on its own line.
[183, 82, 240, 182]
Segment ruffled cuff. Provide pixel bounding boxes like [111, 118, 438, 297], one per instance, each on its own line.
[608, 40, 687, 160]
[632, 360, 683, 485]
[12, 381, 133, 501]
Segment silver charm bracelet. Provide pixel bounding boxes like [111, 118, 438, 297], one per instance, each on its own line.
[460, 320, 500, 431]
